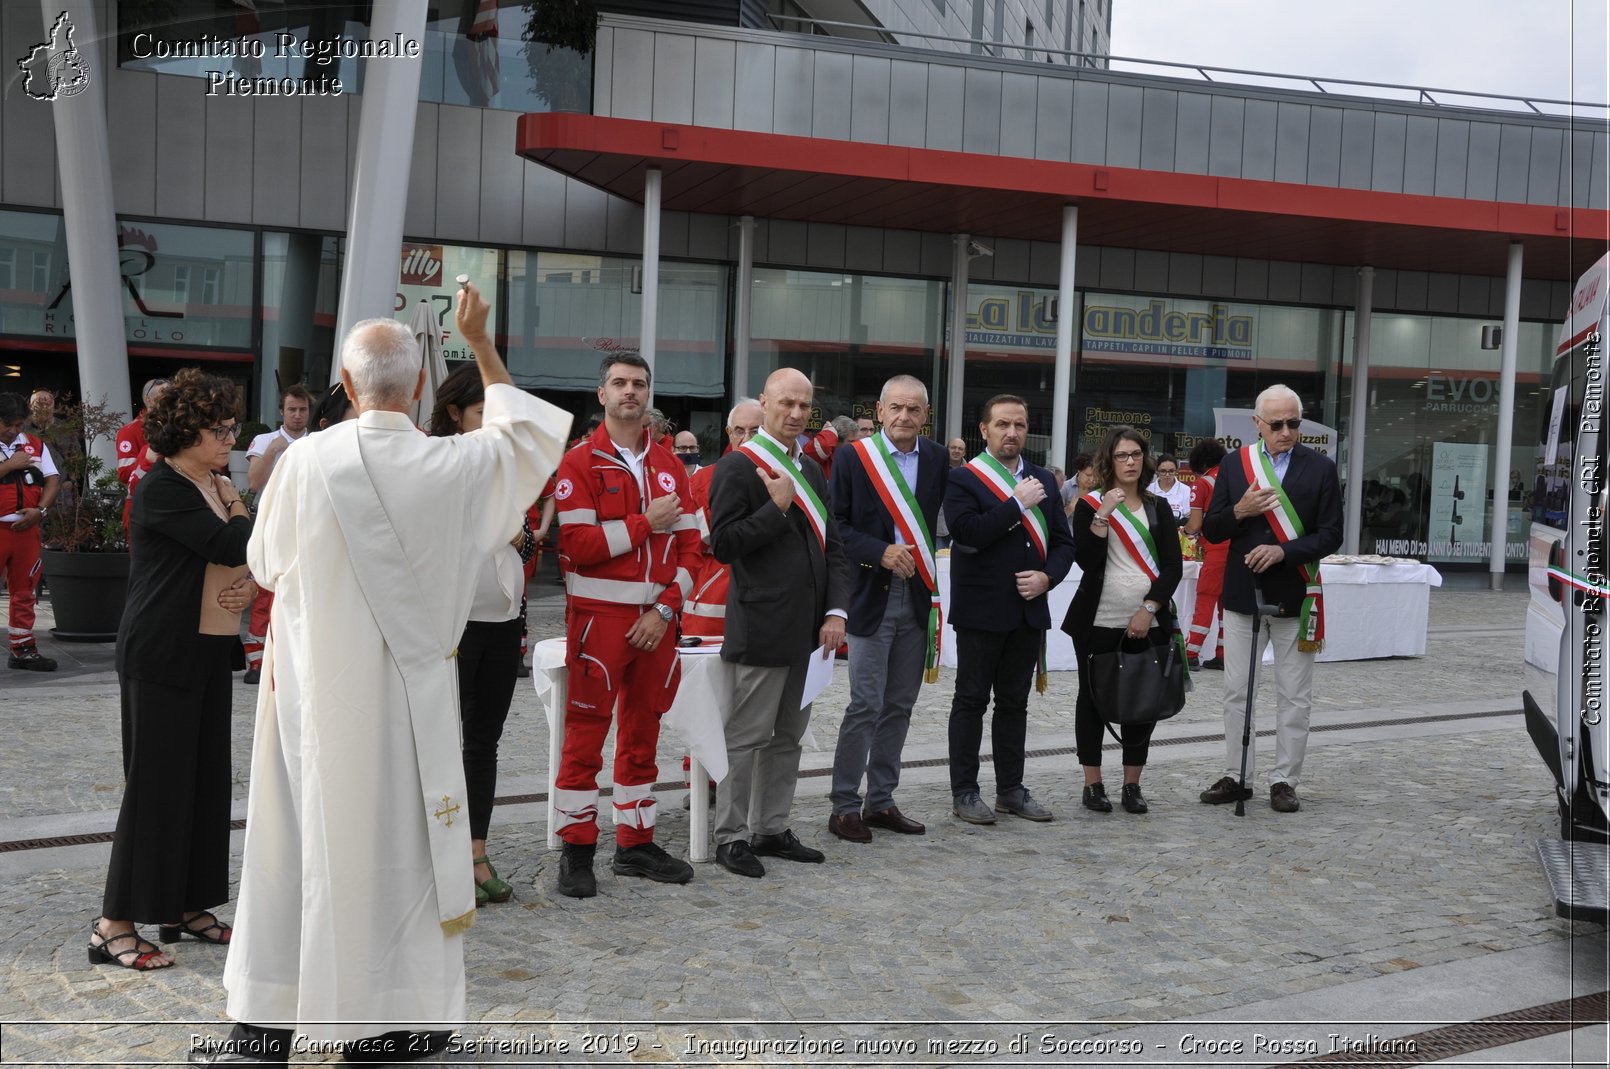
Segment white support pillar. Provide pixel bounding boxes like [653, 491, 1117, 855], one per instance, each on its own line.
[733, 215, 755, 401]
[331, 0, 428, 380]
[1050, 207, 1079, 471]
[1490, 241, 1524, 589]
[1343, 266, 1374, 555]
[640, 168, 662, 385]
[945, 235, 970, 442]
[46, 0, 131, 456]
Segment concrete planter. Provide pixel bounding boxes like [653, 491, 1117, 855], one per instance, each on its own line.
[40, 550, 129, 642]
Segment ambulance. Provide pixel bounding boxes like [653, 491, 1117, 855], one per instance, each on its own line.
[1524, 249, 1610, 923]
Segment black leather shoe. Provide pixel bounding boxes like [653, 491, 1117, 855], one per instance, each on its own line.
[612, 841, 693, 884]
[1270, 782, 1301, 813]
[716, 840, 765, 878]
[1082, 782, 1113, 813]
[188, 1036, 287, 1067]
[750, 829, 824, 863]
[1120, 783, 1149, 814]
[555, 842, 597, 898]
[242, 666, 260, 685]
[1199, 657, 1224, 671]
[1199, 776, 1253, 804]
[863, 806, 925, 835]
[189, 1052, 286, 1067]
[8, 645, 56, 671]
[828, 811, 872, 843]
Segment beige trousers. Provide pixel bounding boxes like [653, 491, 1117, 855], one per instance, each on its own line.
[1220, 610, 1315, 789]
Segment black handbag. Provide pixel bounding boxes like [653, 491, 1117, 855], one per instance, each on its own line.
[1087, 635, 1187, 727]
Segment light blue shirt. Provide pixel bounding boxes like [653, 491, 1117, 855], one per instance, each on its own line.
[877, 430, 921, 545]
[1261, 439, 1291, 483]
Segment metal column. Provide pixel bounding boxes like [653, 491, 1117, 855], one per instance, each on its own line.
[640, 168, 662, 383]
[733, 216, 755, 401]
[330, 0, 428, 379]
[1050, 207, 1079, 471]
[45, 0, 131, 457]
[945, 235, 970, 442]
[1490, 242, 1524, 588]
[1343, 266, 1374, 555]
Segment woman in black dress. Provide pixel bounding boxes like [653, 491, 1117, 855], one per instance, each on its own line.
[90, 369, 255, 971]
[1061, 426, 1183, 816]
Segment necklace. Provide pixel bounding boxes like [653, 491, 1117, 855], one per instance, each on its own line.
[169, 458, 227, 512]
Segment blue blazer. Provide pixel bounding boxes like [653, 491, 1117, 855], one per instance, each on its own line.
[828, 435, 949, 637]
[1203, 443, 1343, 617]
[943, 456, 1076, 632]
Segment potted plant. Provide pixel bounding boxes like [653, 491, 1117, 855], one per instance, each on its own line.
[38, 397, 131, 641]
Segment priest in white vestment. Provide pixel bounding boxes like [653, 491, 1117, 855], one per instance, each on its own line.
[198, 284, 569, 1066]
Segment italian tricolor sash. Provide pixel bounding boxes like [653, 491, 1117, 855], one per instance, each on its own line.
[741, 434, 829, 555]
[852, 436, 943, 681]
[966, 453, 1049, 561]
[1082, 490, 1189, 664]
[1240, 445, 1325, 651]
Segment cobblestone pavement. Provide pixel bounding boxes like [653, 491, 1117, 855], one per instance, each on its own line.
[3, 581, 1605, 1066]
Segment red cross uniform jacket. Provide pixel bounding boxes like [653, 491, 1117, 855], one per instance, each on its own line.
[555, 423, 702, 619]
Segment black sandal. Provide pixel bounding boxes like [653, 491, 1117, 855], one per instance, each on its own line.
[87, 920, 173, 971]
[159, 911, 232, 945]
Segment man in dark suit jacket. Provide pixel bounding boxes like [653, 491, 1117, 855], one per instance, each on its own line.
[709, 368, 850, 878]
[1200, 385, 1342, 814]
[943, 394, 1076, 825]
[825, 375, 948, 843]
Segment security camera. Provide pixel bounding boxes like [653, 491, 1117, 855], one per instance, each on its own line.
[968, 239, 994, 258]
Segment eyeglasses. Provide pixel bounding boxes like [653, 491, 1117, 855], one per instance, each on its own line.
[1156, 466, 1177, 474]
[206, 423, 239, 443]
[1258, 417, 1302, 432]
[1113, 450, 1144, 462]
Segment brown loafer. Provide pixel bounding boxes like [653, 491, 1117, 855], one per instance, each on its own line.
[1270, 782, 1301, 813]
[1199, 776, 1253, 805]
[864, 806, 925, 835]
[828, 811, 872, 843]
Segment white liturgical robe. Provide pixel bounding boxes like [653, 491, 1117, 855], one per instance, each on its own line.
[224, 383, 569, 1041]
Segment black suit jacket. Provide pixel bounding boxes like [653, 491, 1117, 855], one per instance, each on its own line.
[1062, 494, 1183, 644]
[943, 456, 1075, 632]
[828, 436, 948, 637]
[116, 462, 251, 686]
[1203, 443, 1343, 616]
[710, 443, 850, 666]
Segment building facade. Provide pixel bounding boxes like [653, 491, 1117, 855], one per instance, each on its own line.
[0, 0, 1603, 569]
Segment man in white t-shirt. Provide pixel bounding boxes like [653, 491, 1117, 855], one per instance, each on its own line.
[242, 385, 314, 684]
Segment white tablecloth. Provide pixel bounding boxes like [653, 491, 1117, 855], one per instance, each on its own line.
[532, 637, 731, 860]
[936, 557, 1438, 669]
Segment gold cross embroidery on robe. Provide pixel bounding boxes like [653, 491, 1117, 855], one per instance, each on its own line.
[433, 795, 461, 826]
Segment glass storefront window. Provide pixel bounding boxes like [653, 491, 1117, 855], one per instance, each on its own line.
[1339, 313, 1553, 565]
[117, 1, 593, 112]
[259, 232, 343, 418]
[506, 249, 728, 398]
[751, 268, 945, 435]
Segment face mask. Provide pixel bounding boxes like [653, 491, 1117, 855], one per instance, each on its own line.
[676, 451, 701, 466]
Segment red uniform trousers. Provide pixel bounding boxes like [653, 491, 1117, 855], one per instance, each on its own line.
[243, 587, 274, 669]
[1187, 540, 1228, 661]
[1, 522, 42, 650]
[556, 605, 681, 847]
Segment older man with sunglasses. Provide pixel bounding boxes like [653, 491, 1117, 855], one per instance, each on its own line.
[1199, 384, 1341, 814]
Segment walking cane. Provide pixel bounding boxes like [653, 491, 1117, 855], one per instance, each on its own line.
[1234, 595, 1281, 817]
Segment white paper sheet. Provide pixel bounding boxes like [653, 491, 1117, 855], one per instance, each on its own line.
[800, 644, 835, 709]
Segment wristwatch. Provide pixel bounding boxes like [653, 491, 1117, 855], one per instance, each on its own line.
[1141, 601, 1158, 614]
[652, 602, 675, 622]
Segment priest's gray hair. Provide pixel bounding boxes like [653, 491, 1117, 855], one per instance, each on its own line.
[1254, 384, 1303, 419]
[343, 318, 420, 408]
[879, 374, 929, 405]
[726, 397, 759, 428]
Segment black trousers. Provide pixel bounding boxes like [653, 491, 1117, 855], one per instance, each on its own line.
[948, 625, 1041, 797]
[458, 616, 523, 841]
[102, 634, 234, 921]
[1072, 624, 1162, 768]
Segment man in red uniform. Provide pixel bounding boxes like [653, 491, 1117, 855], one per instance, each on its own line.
[1, 393, 60, 670]
[683, 398, 762, 642]
[114, 378, 168, 542]
[1184, 438, 1230, 670]
[552, 353, 702, 898]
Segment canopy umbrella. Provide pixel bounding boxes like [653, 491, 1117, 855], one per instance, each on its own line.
[408, 299, 450, 429]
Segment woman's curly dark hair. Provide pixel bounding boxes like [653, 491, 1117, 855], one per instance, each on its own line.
[1188, 437, 1228, 476]
[1093, 425, 1156, 496]
[428, 363, 485, 437]
[142, 368, 242, 457]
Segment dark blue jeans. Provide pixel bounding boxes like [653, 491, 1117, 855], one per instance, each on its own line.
[948, 625, 1041, 798]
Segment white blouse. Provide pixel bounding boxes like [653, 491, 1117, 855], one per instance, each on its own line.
[1094, 500, 1159, 630]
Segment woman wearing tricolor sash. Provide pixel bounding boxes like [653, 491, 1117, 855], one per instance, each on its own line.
[1062, 427, 1184, 816]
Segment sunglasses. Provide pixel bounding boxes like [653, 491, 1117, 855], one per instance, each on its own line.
[1258, 417, 1302, 432]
